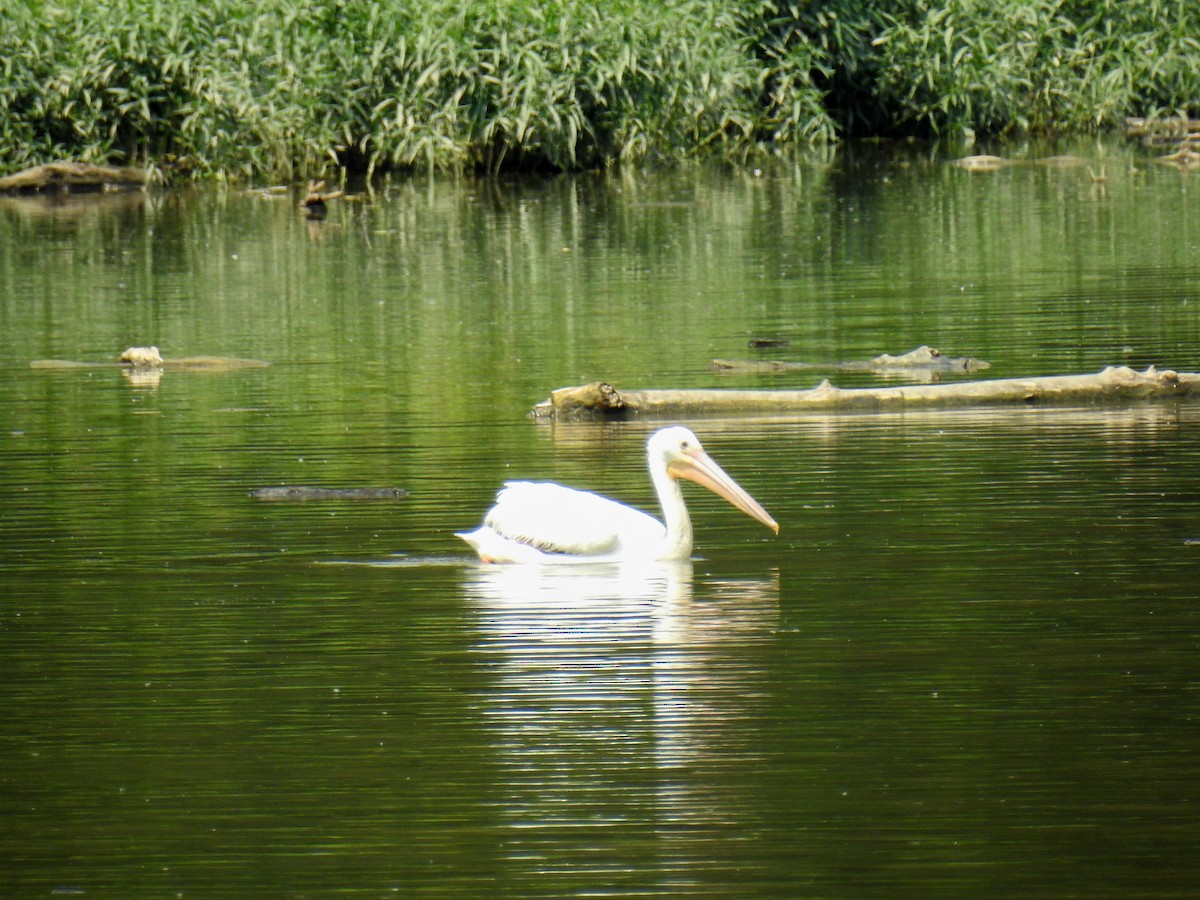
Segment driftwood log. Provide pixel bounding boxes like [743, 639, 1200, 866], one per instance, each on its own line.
[712, 345, 991, 375]
[0, 161, 147, 193]
[1126, 116, 1200, 137]
[30, 346, 270, 371]
[532, 366, 1200, 419]
[29, 357, 270, 371]
[303, 179, 343, 219]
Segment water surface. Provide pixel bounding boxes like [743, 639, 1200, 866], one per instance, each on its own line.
[2, 138, 1199, 896]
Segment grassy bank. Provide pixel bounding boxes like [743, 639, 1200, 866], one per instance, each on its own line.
[1, 0, 1196, 180]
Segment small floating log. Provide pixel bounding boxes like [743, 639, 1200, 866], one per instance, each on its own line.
[161, 356, 272, 371]
[712, 345, 990, 374]
[250, 486, 409, 501]
[30, 346, 270, 371]
[951, 155, 1012, 172]
[303, 179, 344, 220]
[27, 359, 94, 369]
[242, 185, 290, 198]
[0, 161, 147, 193]
[532, 366, 1200, 419]
[950, 155, 1112, 172]
[1126, 117, 1200, 138]
[1157, 143, 1200, 170]
[1128, 115, 1200, 148]
[868, 347, 990, 371]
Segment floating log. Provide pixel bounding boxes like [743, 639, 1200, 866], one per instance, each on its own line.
[30, 346, 270, 371]
[303, 179, 343, 220]
[0, 161, 147, 193]
[951, 155, 1012, 172]
[949, 155, 1090, 172]
[951, 154, 1128, 172]
[27, 359, 94, 369]
[159, 356, 271, 371]
[29, 356, 269, 371]
[1126, 117, 1200, 137]
[250, 486, 408, 501]
[532, 366, 1200, 419]
[712, 345, 990, 374]
[242, 185, 290, 197]
[1157, 143, 1200, 170]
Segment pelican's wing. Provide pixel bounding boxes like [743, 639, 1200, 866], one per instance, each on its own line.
[483, 481, 664, 556]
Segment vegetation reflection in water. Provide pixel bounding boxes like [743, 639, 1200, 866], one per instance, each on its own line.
[1, 141, 1199, 896]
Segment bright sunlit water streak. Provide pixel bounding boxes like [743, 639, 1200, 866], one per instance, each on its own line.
[2, 140, 1199, 896]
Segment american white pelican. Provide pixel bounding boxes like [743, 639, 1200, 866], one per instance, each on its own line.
[457, 426, 779, 563]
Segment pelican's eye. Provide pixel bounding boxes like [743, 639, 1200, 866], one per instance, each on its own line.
[679, 440, 690, 450]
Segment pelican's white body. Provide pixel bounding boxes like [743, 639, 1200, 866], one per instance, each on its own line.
[457, 426, 777, 564]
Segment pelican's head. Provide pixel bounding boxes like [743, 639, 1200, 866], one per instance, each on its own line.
[648, 426, 779, 534]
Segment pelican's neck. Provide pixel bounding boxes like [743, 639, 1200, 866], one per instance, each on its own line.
[650, 457, 693, 560]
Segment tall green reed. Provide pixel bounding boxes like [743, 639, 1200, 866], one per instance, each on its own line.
[0, 0, 831, 178]
[0, 0, 1195, 180]
[871, 0, 1199, 135]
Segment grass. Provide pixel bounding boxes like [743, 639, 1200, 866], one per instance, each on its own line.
[0, 0, 1196, 180]
[871, 0, 1200, 135]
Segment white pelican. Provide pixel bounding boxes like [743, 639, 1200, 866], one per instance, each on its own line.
[457, 426, 779, 563]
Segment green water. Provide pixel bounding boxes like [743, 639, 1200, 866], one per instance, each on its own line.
[2, 139, 1199, 896]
